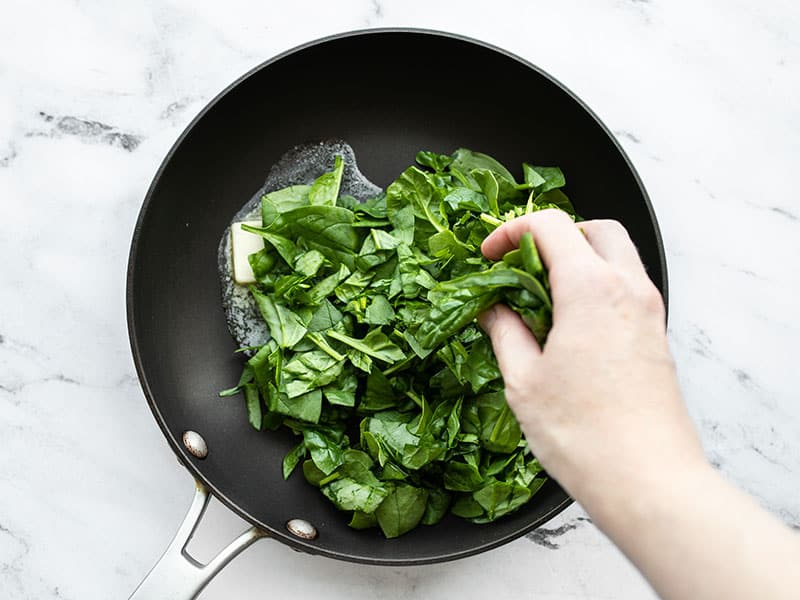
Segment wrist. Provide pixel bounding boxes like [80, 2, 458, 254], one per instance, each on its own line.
[559, 444, 713, 534]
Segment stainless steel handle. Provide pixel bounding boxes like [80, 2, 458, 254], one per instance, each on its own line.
[129, 480, 267, 600]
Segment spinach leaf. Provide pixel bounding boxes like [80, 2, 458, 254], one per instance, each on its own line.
[522, 164, 546, 188]
[283, 441, 307, 479]
[473, 167, 523, 209]
[324, 370, 358, 407]
[472, 481, 531, 521]
[303, 427, 347, 475]
[261, 185, 311, 229]
[415, 264, 522, 349]
[416, 150, 453, 172]
[363, 409, 445, 471]
[464, 336, 501, 393]
[519, 232, 544, 278]
[375, 483, 428, 538]
[428, 229, 472, 261]
[241, 225, 298, 266]
[472, 169, 501, 216]
[274, 387, 322, 423]
[283, 205, 361, 270]
[302, 459, 326, 487]
[248, 249, 278, 283]
[334, 270, 374, 303]
[247, 343, 276, 398]
[349, 510, 378, 529]
[450, 494, 484, 519]
[443, 460, 484, 492]
[523, 163, 565, 193]
[327, 329, 406, 363]
[251, 289, 306, 348]
[347, 348, 373, 374]
[534, 189, 576, 214]
[321, 452, 390, 513]
[386, 166, 447, 233]
[294, 249, 326, 277]
[360, 369, 396, 411]
[442, 187, 490, 213]
[219, 363, 254, 397]
[306, 264, 351, 305]
[450, 148, 517, 184]
[309, 155, 344, 206]
[512, 305, 551, 344]
[476, 391, 522, 454]
[243, 382, 262, 430]
[281, 350, 343, 398]
[306, 301, 344, 333]
[355, 193, 388, 218]
[421, 487, 451, 525]
[364, 295, 395, 325]
[363, 411, 419, 462]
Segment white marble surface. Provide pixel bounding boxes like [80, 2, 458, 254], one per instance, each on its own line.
[1, 1, 799, 598]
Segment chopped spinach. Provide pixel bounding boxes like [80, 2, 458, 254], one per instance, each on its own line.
[222, 149, 577, 537]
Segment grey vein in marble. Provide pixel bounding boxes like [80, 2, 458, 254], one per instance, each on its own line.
[614, 130, 642, 144]
[159, 97, 201, 123]
[768, 206, 798, 222]
[0, 374, 80, 397]
[26, 112, 142, 152]
[750, 443, 790, 471]
[680, 325, 767, 398]
[525, 517, 592, 549]
[0, 145, 17, 168]
[0, 522, 31, 597]
[689, 325, 712, 358]
[362, 0, 385, 25]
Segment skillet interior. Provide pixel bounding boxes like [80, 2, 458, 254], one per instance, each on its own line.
[127, 29, 666, 565]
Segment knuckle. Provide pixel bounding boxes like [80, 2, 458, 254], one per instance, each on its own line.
[503, 374, 524, 400]
[521, 208, 572, 229]
[539, 208, 575, 225]
[503, 369, 539, 404]
[551, 259, 620, 300]
[491, 319, 514, 347]
[594, 219, 628, 236]
[550, 252, 664, 318]
[581, 219, 634, 246]
[636, 282, 666, 315]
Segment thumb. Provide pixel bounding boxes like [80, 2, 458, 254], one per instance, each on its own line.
[478, 304, 543, 378]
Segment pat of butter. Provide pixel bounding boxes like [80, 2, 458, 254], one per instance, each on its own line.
[231, 220, 264, 284]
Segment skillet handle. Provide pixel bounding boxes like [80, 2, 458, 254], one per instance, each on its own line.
[129, 480, 267, 600]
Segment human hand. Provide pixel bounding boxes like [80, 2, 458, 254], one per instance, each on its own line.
[478, 210, 706, 515]
[480, 210, 800, 600]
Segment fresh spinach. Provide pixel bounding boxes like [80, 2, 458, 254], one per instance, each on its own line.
[222, 149, 577, 537]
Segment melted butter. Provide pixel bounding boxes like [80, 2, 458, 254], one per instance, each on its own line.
[217, 140, 382, 353]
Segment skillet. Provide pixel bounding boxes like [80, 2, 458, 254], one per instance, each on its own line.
[126, 28, 667, 599]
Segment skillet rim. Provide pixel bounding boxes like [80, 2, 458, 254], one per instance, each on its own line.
[126, 27, 667, 565]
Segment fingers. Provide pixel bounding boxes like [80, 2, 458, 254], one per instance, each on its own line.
[579, 220, 647, 277]
[481, 210, 596, 270]
[482, 211, 649, 283]
[478, 304, 542, 374]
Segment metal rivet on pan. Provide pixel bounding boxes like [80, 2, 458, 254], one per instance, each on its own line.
[182, 430, 208, 459]
[286, 519, 318, 540]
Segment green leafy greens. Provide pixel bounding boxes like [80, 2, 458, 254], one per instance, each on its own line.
[222, 148, 575, 538]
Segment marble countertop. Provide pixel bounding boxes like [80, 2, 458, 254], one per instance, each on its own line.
[2, 1, 799, 598]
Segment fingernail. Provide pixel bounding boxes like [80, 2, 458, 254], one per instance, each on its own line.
[477, 306, 497, 331]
